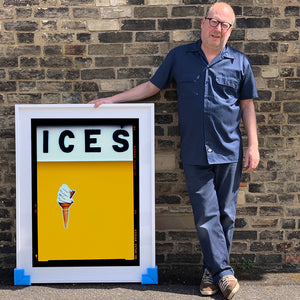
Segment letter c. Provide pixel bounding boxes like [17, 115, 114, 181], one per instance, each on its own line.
[59, 130, 75, 153]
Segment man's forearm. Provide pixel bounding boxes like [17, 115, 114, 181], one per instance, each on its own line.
[241, 99, 260, 172]
[241, 99, 258, 148]
[110, 81, 160, 103]
[89, 81, 160, 107]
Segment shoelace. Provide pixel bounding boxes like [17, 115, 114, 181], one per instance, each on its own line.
[219, 275, 235, 291]
[202, 269, 214, 284]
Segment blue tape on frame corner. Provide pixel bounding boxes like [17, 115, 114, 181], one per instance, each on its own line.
[14, 268, 31, 286]
[141, 266, 158, 285]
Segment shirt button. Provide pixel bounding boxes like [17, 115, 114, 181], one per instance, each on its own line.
[208, 148, 213, 153]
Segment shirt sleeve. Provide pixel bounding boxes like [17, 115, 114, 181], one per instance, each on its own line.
[150, 48, 176, 90]
[239, 55, 258, 100]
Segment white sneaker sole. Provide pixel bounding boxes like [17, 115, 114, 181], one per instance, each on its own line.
[227, 281, 240, 299]
[200, 288, 219, 296]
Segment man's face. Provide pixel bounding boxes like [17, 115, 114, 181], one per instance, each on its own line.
[201, 5, 234, 53]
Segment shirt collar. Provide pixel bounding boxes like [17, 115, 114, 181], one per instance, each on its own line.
[188, 39, 235, 60]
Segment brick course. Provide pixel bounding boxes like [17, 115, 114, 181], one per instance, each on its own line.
[0, 0, 299, 284]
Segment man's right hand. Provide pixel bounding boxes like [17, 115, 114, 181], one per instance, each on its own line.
[88, 97, 113, 108]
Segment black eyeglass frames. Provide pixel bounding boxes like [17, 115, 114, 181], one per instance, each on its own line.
[205, 18, 233, 31]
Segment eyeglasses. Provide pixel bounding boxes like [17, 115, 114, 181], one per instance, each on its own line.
[205, 17, 233, 32]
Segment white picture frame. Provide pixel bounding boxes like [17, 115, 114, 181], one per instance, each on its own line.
[14, 104, 156, 285]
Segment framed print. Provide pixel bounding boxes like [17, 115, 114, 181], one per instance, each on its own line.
[14, 104, 156, 284]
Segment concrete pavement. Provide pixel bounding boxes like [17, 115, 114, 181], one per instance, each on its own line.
[0, 273, 299, 300]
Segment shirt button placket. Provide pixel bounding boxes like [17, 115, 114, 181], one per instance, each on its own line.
[204, 69, 210, 159]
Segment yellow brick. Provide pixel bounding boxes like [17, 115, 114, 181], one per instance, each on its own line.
[156, 214, 195, 230]
[261, 66, 279, 78]
[95, 0, 110, 6]
[237, 190, 246, 205]
[173, 30, 198, 42]
[100, 7, 132, 19]
[147, 0, 180, 5]
[100, 80, 132, 91]
[87, 20, 120, 31]
[246, 29, 269, 41]
[110, 0, 127, 5]
[155, 152, 176, 171]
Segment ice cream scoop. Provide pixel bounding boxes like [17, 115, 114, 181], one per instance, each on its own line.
[57, 184, 75, 229]
[57, 184, 75, 204]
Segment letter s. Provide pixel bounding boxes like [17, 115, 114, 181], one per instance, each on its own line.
[112, 129, 129, 152]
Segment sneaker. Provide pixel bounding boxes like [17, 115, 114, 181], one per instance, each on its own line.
[200, 268, 219, 296]
[218, 275, 240, 299]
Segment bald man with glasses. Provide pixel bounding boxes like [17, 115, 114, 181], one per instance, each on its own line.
[90, 2, 259, 299]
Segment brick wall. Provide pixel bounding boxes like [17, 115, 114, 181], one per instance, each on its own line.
[0, 0, 299, 284]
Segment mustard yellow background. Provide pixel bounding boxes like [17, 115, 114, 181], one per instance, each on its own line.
[36, 161, 135, 262]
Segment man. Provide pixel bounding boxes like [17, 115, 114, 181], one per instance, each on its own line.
[89, 2, 259, 299]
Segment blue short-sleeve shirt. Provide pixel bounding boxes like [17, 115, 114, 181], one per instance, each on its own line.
[150, 39, 258, 165]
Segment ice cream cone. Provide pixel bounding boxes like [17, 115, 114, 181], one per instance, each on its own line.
[59, 202, 73, 229]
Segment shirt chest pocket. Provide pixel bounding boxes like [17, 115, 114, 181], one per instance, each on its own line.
[176, 75, 202, 98]
[215, 76, 240, 99]
[216, 76, 239, 91]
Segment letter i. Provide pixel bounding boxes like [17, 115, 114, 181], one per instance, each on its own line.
[43, 130, 49, 153]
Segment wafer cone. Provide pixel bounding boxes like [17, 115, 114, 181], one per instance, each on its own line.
[59, 202, 73, 229]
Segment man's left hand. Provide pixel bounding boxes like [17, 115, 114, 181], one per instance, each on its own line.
[244, 146, 260, 172]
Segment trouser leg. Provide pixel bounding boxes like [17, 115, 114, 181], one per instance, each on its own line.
[183, 162, 242, 284]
